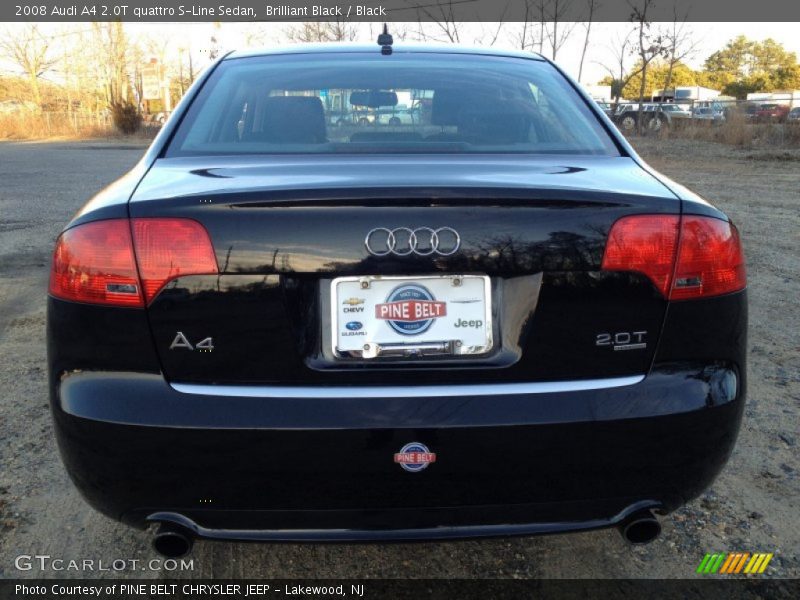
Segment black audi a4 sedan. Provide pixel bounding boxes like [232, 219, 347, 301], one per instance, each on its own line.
[47, 43, 746, 557]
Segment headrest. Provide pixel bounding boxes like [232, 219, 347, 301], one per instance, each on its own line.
[432, 88, 533, 143]
[458, 108, 533, 144]
[431, 89, 465, 126]
[260, 96, 326, 144]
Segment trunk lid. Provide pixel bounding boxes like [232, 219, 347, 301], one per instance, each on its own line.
[129, 155, 678, 385]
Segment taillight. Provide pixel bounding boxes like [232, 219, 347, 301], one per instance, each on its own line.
[50, 219, 144, 307]
[601, 215, 680, 296]
[132, 218, 218, 303]
[670, 216, 746, 300]
[49, 218, 218, 307]
[602, 214, 746, 300]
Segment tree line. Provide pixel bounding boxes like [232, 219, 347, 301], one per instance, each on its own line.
[602, 35, 800, 102]
[1, 15, 798, 120]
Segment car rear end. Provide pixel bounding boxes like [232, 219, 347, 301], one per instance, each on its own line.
[47, 47, 747, 546]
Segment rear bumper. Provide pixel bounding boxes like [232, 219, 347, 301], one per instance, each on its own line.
[51, 363, 744, 540]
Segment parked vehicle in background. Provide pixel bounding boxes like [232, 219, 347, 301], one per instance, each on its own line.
[652, 86, 721, 104]
[755, 104, 790, 122]
[614, 104, 686, 132]
[332, 111, 377, 127]
[788, 107, 800, 122]
[375, 106, 420, 126]
[692, 107, 726, 123]
[744, 104, 760, 121]
[659, 104, 692, 121]
[747, 90, 800, 111]
[613, 105, 640, 131]
[595, 100, 614, 118]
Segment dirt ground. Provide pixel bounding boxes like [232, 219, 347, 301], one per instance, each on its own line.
[0, 137, 797, 580]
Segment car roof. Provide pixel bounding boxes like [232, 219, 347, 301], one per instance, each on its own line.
[227, 42, 546, 62]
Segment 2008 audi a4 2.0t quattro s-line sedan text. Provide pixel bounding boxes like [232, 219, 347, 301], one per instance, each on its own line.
[47, 41, 747, 557]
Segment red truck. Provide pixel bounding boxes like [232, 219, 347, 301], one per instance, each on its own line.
[756, 103, 790, 122]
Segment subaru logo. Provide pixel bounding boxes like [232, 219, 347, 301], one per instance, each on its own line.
[345, 321, 363, 331]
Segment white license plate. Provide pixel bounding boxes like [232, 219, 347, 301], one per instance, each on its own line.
[331, 275, 492, 359]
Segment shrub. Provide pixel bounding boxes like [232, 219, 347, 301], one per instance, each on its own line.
[110, 101, 142, 135]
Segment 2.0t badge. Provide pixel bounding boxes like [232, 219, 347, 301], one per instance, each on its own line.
[394, 442, 437, 472]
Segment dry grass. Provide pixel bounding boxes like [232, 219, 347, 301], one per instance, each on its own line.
[0, 111, 157, 141]
[651, 114, 800, 150]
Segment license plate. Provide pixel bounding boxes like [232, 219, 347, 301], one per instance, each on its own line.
[331, 275, 492, 359]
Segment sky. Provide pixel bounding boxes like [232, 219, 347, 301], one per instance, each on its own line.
[2, 21, 800, 89]
[123, 21, 800, 85]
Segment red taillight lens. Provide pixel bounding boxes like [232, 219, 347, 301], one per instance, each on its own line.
[132, 218, 218, 303]
[49, 219, 144, 307]
[602, 214, 746, 300]
[670, 216, 746, 300]
[601, 215, 680, 296]
[49, 218, 218, 307]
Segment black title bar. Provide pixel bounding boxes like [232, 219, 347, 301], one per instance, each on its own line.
[1, 579, 798, 600]
[3, 0, 800, 22]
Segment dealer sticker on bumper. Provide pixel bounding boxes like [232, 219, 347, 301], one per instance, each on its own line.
[394, 442, 436, 472]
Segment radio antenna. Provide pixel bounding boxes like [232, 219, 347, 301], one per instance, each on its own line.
[377, 23, 393, 55]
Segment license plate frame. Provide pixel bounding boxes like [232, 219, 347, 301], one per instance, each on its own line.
[330, 274, 493, 359]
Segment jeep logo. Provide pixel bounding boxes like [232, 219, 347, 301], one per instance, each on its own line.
[454, 318, 483, 329]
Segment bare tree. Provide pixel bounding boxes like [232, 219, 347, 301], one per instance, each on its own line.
[544, 0, 578, 60]
[473, 21, 508, 47]
[413, 0, 461, 43]
[91, 22, 132, 106]
[0, 25, 57, 109]
[578, 0, 600, 82]
[285, 21, 359, 43]
[629, 0, 667, 133]
[511, 1, 536, 51]
[242, 23, 274, 47]
[598, 28, 637, 105]
[55, 26, 106, 115]
[208, 22, 222, 60]
[536, 0, 546, 54]
[510, 0, 546, 53]
[662, 3, 699, 93]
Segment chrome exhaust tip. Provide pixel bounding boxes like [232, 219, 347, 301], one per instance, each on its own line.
[619, 509, 662, 544]
[152, 523, 194, 558]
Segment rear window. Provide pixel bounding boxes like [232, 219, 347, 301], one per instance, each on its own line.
[167, 52, 619, 157]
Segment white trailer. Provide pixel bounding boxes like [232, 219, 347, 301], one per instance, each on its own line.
[653, 86, 721, 104]
[747, 91, 800, 107]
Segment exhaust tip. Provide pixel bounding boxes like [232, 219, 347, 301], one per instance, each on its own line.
[153, 524, 193, 558]
[620, 510, 661, 545]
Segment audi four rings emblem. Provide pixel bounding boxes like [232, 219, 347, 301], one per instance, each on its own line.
[365, 227, 461, 257]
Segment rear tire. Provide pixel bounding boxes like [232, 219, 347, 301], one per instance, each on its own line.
[619, 115, 637, 131]
[647, 116, 665, 132]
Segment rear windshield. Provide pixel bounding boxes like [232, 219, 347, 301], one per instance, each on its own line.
[167, 52, 619, 157]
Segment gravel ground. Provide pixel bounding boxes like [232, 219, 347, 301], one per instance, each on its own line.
[0, 138, 797, 581]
